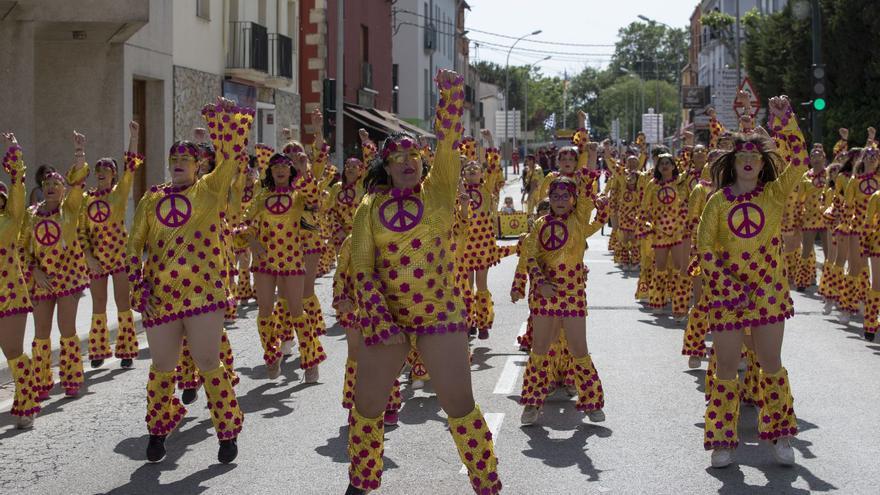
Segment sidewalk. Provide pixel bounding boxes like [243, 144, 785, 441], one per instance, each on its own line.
[0, 278, 144, 384]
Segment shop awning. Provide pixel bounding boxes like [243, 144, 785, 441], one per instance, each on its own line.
[373, 109, 435, 139]
[343, 104, 435, 139]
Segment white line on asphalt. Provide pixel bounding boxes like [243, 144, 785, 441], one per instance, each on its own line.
[516, 322, 527, 342]
[460, 413, 505, 474]
[493, 356, 527, 395]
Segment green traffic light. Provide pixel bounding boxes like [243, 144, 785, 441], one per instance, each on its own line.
[813, 98, 827, 111]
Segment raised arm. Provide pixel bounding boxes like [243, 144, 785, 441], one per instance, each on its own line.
[423, 70, 466, 210]
[62, 131, 90, 218]
[1, 134, 26, 223]
[767, 97, 808, 199]
[200, 98, 255, 198]
[114, 121, 143, 208]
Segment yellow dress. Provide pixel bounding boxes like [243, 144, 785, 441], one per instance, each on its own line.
[829, 174, 851, 234]
[798, 169, 828, 231]
[0, 145, 32, 316]
[524, 166, 545, 214]
[462, 147, 504, 271]
[641, 174, 690, 248]
[697, 111, 807, 332]
[332, 235, 358, 330]
[21, 164, 91, 300]
[610, 171, 649, 233]
[126, 104, 254, 327]
[349, 75, 467, 346]
[843, 168, 880, 238]
[301, 141, 335, 255]
[79, 152, 143, 277]
[522, 174, 605, 318]
[865, 191, 880, 257]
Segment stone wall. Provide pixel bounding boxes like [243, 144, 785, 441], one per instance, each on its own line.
[173, 65, 222, 141]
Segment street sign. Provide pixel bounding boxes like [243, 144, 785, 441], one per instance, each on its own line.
[495, 111, 522, 137]
[682, 86, 710, 109]
[734, 77, 761, 118]
[642, 111, 664, 145]
[611, 119, 620, 143]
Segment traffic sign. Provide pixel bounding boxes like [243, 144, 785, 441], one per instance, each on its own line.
[734, 77, 761, 118]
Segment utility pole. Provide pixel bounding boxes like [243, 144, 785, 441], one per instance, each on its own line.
[811, 0, 823, 142]
[734, 0, 742, 85]
[335, 0, 344, 166]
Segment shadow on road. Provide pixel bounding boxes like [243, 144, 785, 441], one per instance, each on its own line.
[314, 425, 400, 471]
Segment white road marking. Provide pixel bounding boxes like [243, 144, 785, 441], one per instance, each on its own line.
[460, 412, 505, 474]
[493, 356, 527, 395]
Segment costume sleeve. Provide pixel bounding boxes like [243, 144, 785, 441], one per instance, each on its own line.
[697, 194, 748, 310]
[423, 72, 466, 212]
[113, 151, 143, 212]
[239, 188, 266, 242]
[332, 236, 352, 311]
[510, 234, 529, 300]
[61, 163, 89, 222]
[709, 116, 726, 148]
[310, 140, 330, 182]
[573, 128, 589, 171]
[77, 192, 92, 255]
[226, 158, 247, 221]
[833, 138, 848, 158]
[361, 140, 377, 163]
[866, 192, 880, 228]
[255, 144, 274, 177]
[485, 147, 503, 194]
[768, 108, 808, 200]
[2, 145, 26, 225]
[125, 193, 150, 312]
[19, 213, 35, 270]
[201, 103, 255, 199]
[523, 221, 548, 290]
[686, 185, 707, 237]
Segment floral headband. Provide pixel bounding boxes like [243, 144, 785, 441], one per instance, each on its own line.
[345, 157, 365, 169]
[269, 153, 293, 167]
[735, 141, 764, 153]
[549, 180, 577, 197]
[283, 142, 305, 155]
[170, 143, 200, 159]
[41, 171, 66, 186]
[95, 158, 117, 172]
[557, 147, 578, 160]
[381, 137, 417, 159]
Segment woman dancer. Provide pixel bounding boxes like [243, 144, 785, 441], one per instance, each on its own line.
[794, 144, 829, 290]
[127, 98, 249, 464]
[1, 133, 41, 428]
[699, 96, 803, 468]
[24, 131, 91, 399]
[80, 121, 142, 369]
[344, 70, 501, 495]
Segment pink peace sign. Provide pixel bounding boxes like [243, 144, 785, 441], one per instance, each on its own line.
[265, 194, 292, 215]
[88, 200, 111, 223]
[242, 186, 254, 203]
[539, 219, 569, 251]
[509, 219, 520, 230]
[657, 186, 677, 205]
[34, 219, 61, 247]
[337, 186, 356, 206]
[467, 188, 483, 209]
[155, 193, 192, 228]
[378, 195, 424, 233]
[859, 177, 878, 195]
[623, 191, 634, 203]
[727, 202, 765, 239]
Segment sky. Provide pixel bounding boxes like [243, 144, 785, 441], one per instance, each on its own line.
[465, 0, 699, 76]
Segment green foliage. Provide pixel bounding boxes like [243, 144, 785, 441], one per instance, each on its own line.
[701, 10, 735, 30]
[609, 22, 688, 85]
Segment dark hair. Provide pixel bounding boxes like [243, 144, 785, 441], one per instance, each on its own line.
[651, 145, 671, 159]
[34, 165, 56, 188]
[710, 133, 783, 189]
[536, 199, 550, 213]
[95, 158, 119, 185]
[363, 132, 428, 190]
[197, 142, 216, 174]
[261, 153, 298, 189]
[840, 147, 862, 176]
[653, 155, 679, 181]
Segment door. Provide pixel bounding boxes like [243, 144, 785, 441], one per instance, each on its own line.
[257, 103, 276, 148]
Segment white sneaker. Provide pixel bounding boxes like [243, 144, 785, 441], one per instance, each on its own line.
[770, 438, 795, 466]
[520, 406, 540, 426]
[838, 312, 851, 326]
[586, 409, 606, 423]
[280, 340, 294, 356]
[822, 300, 834, 315]
[688, 356, 702, 369]
[711, 448, 734, 468]
[16, 415, 34, 430]
[411, 379, 425, 390]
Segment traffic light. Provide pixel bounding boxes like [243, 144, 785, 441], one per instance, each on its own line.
[811, 64, 827, 111]
[322, 78, 336, 139]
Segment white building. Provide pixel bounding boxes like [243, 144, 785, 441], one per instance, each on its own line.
[698, 0, 787, 129]
[392, 0, 457, 131]
[478, 81, 502, 140]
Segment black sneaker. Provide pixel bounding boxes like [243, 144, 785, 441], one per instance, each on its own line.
[181, 388, 198, 405]
[90, 359, 104, 369]
[469, 327, 477, 337]
[344, 484, 368, 495]
[120, 359, 134, 368]
[218, 438, 238, 464]
[146, 434, 166, 463]
[866, 332, 876, 342]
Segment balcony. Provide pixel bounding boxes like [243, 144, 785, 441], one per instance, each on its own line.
[361, 62, 373, 90]
[226, 21, 269, 83]
[267, 33, 294, 88]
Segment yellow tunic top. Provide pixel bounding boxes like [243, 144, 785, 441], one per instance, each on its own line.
[327, 178, 366, 243]
[462, 147, 503, 271]
[0, 146, 32, 316]
[697, 109, 807, 332]
[126, 103, 254, 327]
[79, 152, 143, 278]
[842, 168, 880, 236]
[524, 166, 545, 214]
[301, 141, 336, 254]
[350, 75, 467, 345]
[241, 173, 320, 276]
[610, 171, 650, 233]
[523, 176, 605, 318]
[641, 174, 690, 248]
[233, 177, 259, 253]
[332, 235, 358, 330]
[798, 169, 828, 231]
[22, 163, 91, 301]
[864, 191, 880, 257]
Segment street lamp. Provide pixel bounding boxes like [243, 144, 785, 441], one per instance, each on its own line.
[504, 29, 542, 178]
[524, 55, 551, 156]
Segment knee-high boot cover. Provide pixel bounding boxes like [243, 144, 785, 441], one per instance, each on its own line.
[649, 269, 669, 309]
[31, 338, 53, 396]
[257, 315, 282, 366]
[740, 349, 761, 404]
[449, 406, 502, 494]
[201, 365, 243, 439]
[796, 252, 816, 289]
[671, 271, 692, 316]
[295, 313, 326, 370]
[757, 367, 797, 441]
[864, 289, 880, 336]
[682, 305, 708, 357]
[8, 354, 40, 417]
[59, 336, 83, 392]
[704, 375, 740, 450]
[272, 298, 294, 343]
[114, 310, 139, 359]
[817, 262, 838, 300]
[146, 366, 187, 435]
[348, 407, 385, 491]
[305, 294, 327, 337]
[570, 355, 604, 413]
[88, 313, 112, 360]
[520, 353, 551, 407]
[176, 338, 201, 390]
[473, 289, 495, 332]
[407, 348, 431, 382]
[219, 328, 239, 386]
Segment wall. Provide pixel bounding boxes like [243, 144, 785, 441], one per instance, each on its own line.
[172, 0, 225, 75]
[0, 21, 36, 157]
[174, 66, 224, 141]
[299, 0, 327, 142]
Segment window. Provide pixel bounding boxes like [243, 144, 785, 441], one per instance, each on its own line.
[361, 25, 369, 63]
[197, 0, 211, 20]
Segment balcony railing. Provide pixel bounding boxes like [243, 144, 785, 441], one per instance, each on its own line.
[227, 21, 268, 73]
[269, 33, 294, 80]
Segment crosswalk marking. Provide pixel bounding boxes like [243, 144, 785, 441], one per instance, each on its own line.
[493, 356, 527, 395]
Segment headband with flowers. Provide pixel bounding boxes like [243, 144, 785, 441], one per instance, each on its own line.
[549, 180, 577, 197]
[95, 158, 117, 172]
[381, 137, 417, 159]
[41, 171, 66, 186]
[170, 143, 200, 159]
[283, 142, 305, 155]
[735, 141, 764, 153]
[269, 153, 293, 168]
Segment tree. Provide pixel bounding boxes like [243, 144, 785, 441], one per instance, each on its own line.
[610, 21, 688, 84]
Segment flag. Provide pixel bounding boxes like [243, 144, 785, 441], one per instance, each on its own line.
[544, 113, 556, 130]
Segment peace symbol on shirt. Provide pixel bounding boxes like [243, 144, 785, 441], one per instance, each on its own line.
[337, 186, 356, 206]
[265, 194, 292, 215]
[859, 177, 878, 195]
[155, 193, 193, 228]
[623, 191, 634, 203]
[34, 219, 61, 247]
[539, 219, 569, 251]
[727, 202, 765, 239]
[378, 195, 424, 233]
[657, 186, 677, 205]
[467, 188, 483, 209]
[88, 200, 111, 223]
[242, 186, 253, 203]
